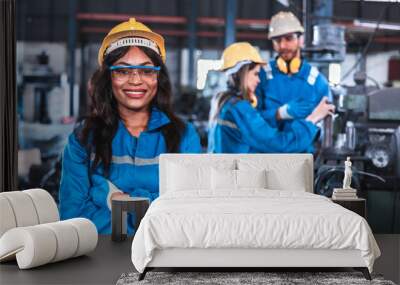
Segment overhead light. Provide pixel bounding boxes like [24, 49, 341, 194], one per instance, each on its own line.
[276, 0, 290, 7]
[354, 0, 399, 2]
[196, 59, 222, 90]
[329, 64, 341, 85]
[353, 19, 400, 31]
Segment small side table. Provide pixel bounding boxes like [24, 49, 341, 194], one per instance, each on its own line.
[111, 196, 150, 242]
[331, 198, 366, 218]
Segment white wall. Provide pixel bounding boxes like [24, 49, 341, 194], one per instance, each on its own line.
[340, 50, 400, 86]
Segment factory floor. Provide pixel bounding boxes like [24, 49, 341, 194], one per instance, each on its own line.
[374, 234, 400, 284]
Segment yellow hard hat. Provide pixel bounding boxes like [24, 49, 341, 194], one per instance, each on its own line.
[220, 42, 266, 71]
[268, 11, 304, 39]
[98, 18, 166, 65]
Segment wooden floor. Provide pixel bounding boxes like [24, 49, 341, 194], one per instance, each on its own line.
[373, 234, 400, 284]
[0, 235, 398, 284]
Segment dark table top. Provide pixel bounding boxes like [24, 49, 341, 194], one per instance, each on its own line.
[0, 235, 134, 285]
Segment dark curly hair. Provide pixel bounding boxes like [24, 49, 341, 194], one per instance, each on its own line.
[78, 46, 185, 177]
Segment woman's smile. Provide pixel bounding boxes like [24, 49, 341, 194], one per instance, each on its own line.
[111, 46, 158, 113]
[123, 88, 147, 99]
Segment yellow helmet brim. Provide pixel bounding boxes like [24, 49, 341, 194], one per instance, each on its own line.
[220, 42, 266, 71]
[97, 18, 166, 66]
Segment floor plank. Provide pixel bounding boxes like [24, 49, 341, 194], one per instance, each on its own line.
[374, 234, 400, 284]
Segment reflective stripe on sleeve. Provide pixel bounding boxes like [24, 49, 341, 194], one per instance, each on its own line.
[216, 119, 238, 129]
[90, 153, 159, 166]
[265, 63, 273, 80]
[307, 66, 319, 86]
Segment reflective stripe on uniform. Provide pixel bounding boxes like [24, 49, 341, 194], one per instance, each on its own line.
[264, 64, 273, 80]
[90, 153, 159, 165]
[134, 157, 159, 165]
[307, 66, 319, 86]
[217, 119, 238, 129]
[112, 155, 135, 164]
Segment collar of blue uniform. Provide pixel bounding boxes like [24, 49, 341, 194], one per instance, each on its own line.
[118, 107, 170, 133]
[146, 106, 171, 131]
[270, 58, 311, 79]
[119, 106, 170, 130]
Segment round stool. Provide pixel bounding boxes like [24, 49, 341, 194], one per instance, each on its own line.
[111, 196, 149, 242]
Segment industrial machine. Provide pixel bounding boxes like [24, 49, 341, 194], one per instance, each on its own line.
[20, 51, 61, 124]
[314, 83, 400, 197]
[301, 17, 400, 199]
[18, 51, 74, 202]
[314, 81, 400, 230]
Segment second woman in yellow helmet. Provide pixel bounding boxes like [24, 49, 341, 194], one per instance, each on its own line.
[59, 18, 201, 234]
[208, 42, 334, 153]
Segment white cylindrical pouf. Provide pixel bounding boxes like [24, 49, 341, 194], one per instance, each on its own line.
[42, 221, 79, 262]
[0, 191, 39, 227]
[0, 226, 57, 269]
[23, 189, 59, 224]
[0, 196, 17, 237]
[0, 219, 98, 269]
[68, 218, 98, 257]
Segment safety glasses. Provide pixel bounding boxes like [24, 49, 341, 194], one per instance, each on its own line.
[109, 65, 161, 82]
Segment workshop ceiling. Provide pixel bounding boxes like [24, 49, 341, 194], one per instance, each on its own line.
[16, 0, 400, 51]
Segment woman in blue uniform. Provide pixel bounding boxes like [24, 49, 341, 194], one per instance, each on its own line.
[208, 42, 334, 154]
[59, 18, 201, 234]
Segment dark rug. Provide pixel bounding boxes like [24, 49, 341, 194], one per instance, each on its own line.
[116, 271, 396, 285]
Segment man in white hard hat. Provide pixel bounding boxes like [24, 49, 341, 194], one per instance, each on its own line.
[256, 11, 332, 153]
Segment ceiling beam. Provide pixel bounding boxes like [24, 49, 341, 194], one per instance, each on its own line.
[77, 13, 270, 28]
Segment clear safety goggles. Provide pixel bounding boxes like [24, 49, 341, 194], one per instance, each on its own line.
[109, 65, 161, 81]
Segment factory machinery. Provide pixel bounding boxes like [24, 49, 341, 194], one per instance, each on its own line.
[307, 24, 400, 197]
[309, 22, 400, 233]
[314, 78, 400, 233]
[314, 82, 400, 196]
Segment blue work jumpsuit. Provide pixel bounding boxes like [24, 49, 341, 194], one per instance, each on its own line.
[208, 95, 319, 153]
[256, 59, 331, 152]
[59, 107, 201, 234]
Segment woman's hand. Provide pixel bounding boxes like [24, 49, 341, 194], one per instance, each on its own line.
[110, 192, 130, 201]
[306, 97, 335, 124]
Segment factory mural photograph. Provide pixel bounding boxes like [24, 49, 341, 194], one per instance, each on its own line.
[2, 0, 400, 284]
[14, 0, 400, 234]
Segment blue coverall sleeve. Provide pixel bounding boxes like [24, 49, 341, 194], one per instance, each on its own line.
[59, 133, 111, 233]
[256, 67, 280, 128]
[89, 174, 123, 209]
[226, 100, 319, 153]
[179, 122, 202, 153]
[255, 67, 267, 108]
[259, 108, 279, 128]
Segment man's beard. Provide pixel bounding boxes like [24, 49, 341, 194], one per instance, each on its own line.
[279, 49, 299, 61]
